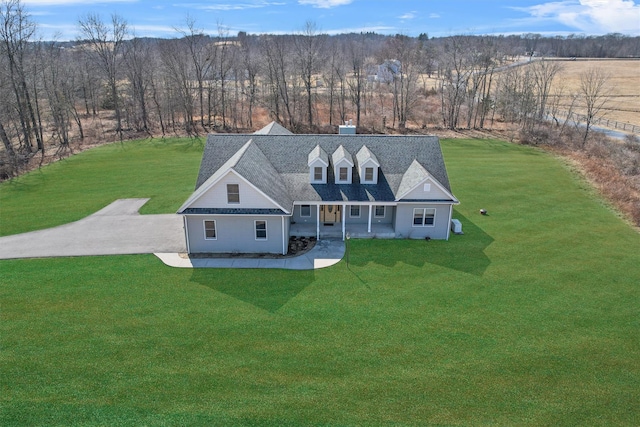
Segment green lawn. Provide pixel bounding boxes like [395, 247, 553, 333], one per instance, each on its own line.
[1, 138, 638, 426]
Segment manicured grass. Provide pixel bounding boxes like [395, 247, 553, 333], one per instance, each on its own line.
[0, 137, 205, 237]
[1, 138, 639, 426]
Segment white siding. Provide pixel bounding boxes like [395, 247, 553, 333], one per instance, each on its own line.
[190, 171, 281, 210]
[400, 177, 452, 201]
[185, 215, 285, 254]
[394, 204, 451, 239]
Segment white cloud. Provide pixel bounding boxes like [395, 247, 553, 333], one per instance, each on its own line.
[23, 0, 135, 5]
[399, 11, 417, 20]
[429, 13, 440, 19]
[175, 1, 285, 11]
[298, 0, 353, 8]
[514, 0, 640, 35]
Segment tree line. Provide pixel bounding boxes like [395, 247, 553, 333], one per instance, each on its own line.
[1, 0, 637, 177]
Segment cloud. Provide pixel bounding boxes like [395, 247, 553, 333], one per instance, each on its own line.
[429, 13, 440, 19]
[398, 11, 417, 20]
[298, 0, 353, 8]
[23, 0, 135, 5]
[175, 1, 285, 11]
[514, 0, 640, 35]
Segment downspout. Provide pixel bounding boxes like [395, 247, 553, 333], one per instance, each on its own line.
[316, 204, 320, 240]
[446, 204, 453, 241]
[183, 216, 190, 253]
[282, 216, 286, 255]
[367, 204, 372, 233]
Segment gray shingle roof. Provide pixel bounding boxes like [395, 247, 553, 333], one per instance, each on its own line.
[396, 159, 430, 199]
[332, 145, 354, 166]
[253, 121, 293, 135]
[356, 145, 379, 166]
[308, 145, 329, 166]
[192, 133, 455, 206]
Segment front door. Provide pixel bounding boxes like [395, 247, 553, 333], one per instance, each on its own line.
[320, 205, 341, 223]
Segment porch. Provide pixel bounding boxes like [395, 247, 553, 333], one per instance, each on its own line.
[289, 222, 396, 240]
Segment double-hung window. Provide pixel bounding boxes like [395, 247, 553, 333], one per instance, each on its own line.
[413, 208, 436, 226]
[364, 167, 374, 182]
[255, 220, 267, 240]
[350, 205, 361, 218]
[204, 220, 217, 240]
[314, 167, 323, 182]
[374, 205, 385, 218]
[227, 184, 240, 204]
[300, 205, 311, 217]
[339, 167, 348, 182]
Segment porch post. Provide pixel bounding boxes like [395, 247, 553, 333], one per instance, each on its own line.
[316, 204, 320, 240]
[342, 204, 346, 240]
[367, 204, 372, 233]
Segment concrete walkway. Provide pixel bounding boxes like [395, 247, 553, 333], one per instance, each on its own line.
[0, 198, 345, 270]
[155, 239, 345, 270]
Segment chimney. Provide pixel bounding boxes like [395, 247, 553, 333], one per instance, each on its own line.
[339, 120, 356, 135]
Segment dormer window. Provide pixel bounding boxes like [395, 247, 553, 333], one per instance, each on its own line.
[364, 167, 374, 181]
[356, 145, 380, 184]
[339, 167, 348, 181]
[332, 145, 354, 184]
[308, 145, 328, 184]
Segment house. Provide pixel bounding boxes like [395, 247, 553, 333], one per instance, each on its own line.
[178, 122, 459, 255]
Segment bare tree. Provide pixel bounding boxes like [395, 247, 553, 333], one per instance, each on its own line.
[384, 34, 423, 129]
[293, 21, 325, 128]
[159, 38, 196, 134]
[78, 13, 128, 141]
[579, 67, 610, 146]
[177, 17, 214, 131]
[123, 36, 154, 134]
[238, 32, 260, 129]
[41, 41, 75, 151]
[439, 36, 472, 130]
[0, 0, 42, 152]
[346, 34, 367, 127]
[262, 35, 295, 128]
[531, 59, 562, 120]
[495, 65, 537, 130]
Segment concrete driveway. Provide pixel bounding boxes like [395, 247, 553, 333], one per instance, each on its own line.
[0, 199, 186, 260]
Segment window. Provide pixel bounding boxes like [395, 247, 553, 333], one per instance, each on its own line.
[227, 184, 240, 204]
[314, 167, 323, 181]
[339, 167, 348, 181]
[374, 206, 385, 217]
[364, 167, 374, 182]
[300, 205, 311, 217]
[350, 205, 360, 218]
[204, 220, 217, 240]
[255, 220, 267, 240]
[413, 208, 436, 227]
[423, 183, 431, 192]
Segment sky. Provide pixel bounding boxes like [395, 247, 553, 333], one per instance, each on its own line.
[21, 0, 640, 41]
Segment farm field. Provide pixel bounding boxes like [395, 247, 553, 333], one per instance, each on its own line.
[1, 138, 639, 426]
[415, 59, 640, 132]
[550, 59, 640, 126]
